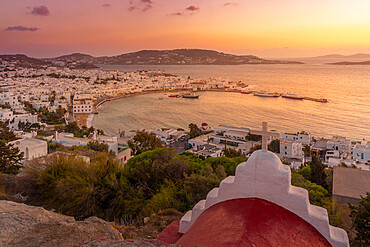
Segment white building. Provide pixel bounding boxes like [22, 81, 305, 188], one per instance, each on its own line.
[49, 132, 119, 154]
[73, 94, 93, 114]
[214, 125, 250, 135]
[282, 131, 311, 146]
[8, 114, 38, 130]
[8, 138, 48, 161]
[280, 140, 304, 159]
[353, 144, 370, 162]
[0, 92, 19, 107]
[193, 144, 223, 158]
[327, 136, 351, 156]
[223, 130, 249, 141]
[152, 128, 187, 145]
[188, 135, 210, 150]
[117, 144, 132, 164]
[0, 108, 13, 122]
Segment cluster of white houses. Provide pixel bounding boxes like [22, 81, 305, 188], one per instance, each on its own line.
[0, 60, 247, 129]
[11, 121, 369, 170]
[186, 124, 370, 170]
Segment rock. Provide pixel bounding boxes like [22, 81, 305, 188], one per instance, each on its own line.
[0, 200, 123, 247]
[79, 238, 181, 246]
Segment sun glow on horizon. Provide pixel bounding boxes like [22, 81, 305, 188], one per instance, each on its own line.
[0, 0, 370, 58]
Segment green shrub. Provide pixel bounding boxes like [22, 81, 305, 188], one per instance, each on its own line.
[291, 173, 329, 206]
[184, 164, 226, 207]
[36, 153, 141, 220]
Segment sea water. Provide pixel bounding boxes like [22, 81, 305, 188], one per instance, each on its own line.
[93, 64, 370, 140]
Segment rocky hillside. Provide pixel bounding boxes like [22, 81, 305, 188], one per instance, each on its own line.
[0, 201, 178, 247]
[0, 54, 51, 68]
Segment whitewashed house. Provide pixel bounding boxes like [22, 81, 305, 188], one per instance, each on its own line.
[8, 138, 48, 161]
[353, 144, 370, 162]
[117, 144, 133, 164]
[193, 144, 223, 158]
[325, 150, 340, 163]
[0, 108, 13, 122]
[282, 131, 311, 146]
[0, 92, 19, 107]
[326, 136, 351, 156]
[73, 94, 93, 114]
[280, 140, 304, 159]
[152, 128, 186, 145]
[214, 125, 250, 135]
[8, 114, 38, 130]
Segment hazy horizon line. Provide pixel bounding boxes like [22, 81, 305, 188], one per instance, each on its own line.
[1, 48, 370, 60]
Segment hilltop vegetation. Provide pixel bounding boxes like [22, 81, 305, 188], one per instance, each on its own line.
[2, 148, 245, 223]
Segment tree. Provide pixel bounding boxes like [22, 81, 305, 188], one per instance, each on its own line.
[18, 121, 32, 131]
[204, 156, 246, 176]
[184, 164, 226, 207]
[246, 133, 262, 141]
[310, 156, 328, 189]
[87, 140, 109, 152]
[0, 121, 16, 142]
[188, 123, 201, 139]
[56, 106, 65, 119]
[0, 140, 24, 175]
[298, 166, 312, 180]
[349, 194, 369, 246]
[124, 148, 186, 198]
[291, 173, 329, 206]
[303, 145, 311, 156]
[268, 139, 280, 153]
[223, 147, 244, 158]
[64, 122, 81, 134]
[128, 130, 163, 155]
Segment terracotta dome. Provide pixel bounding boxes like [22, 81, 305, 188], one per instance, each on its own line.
[158, 198, 332, 246]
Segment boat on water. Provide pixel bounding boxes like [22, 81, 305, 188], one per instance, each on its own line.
[182, 93, 200, 99]
[282, 93, 304, 100]
[168, 93, 180, 98]
[316, 98, 328, 103]
[253, 91, 278, 97]
[241, 90, 251, 94]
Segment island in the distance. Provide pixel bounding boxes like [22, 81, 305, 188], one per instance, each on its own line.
[327, 60, 370, 65]
[0, 49, 303, 68]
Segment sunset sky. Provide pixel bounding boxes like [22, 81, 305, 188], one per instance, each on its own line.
[1, 0, 370, 58]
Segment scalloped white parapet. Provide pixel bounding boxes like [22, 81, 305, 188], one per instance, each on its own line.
[179, 150, 349, 247]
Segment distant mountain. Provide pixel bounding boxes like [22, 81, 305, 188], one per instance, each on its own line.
[48, 49, 303, 65]
[315, 53, 370, 59]
[294, 53, 370, 64]
[95, 49, 303, 65]
[327, 61, 370, 65]
[52, 53, 94, 62]
[43, 53, 95, 63]
[1, 49, 303, 68]
[0, 54, 50, 67]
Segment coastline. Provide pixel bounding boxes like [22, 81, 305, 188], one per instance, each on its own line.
[90, 88, 330, 128]
[89, 89, 368, 141]
[93, 87, 328, 112]
[90, 89, 192, 128]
